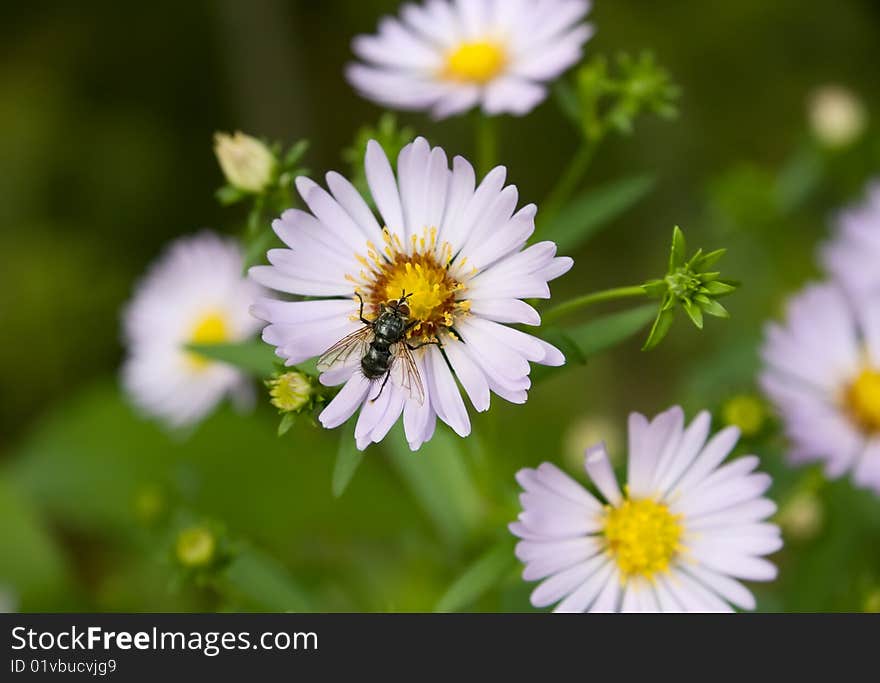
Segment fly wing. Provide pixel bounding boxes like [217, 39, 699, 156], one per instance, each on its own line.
[316, 326, 373, 372]
[390, 342, 426, 405]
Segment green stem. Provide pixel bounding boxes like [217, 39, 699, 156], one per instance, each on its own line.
[540, 139, 599, 229]
[475, 114, 498, 177]
[542, 285, 646, 325]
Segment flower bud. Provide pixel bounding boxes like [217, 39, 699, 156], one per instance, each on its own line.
[214, 131, 276, 193]
[268, 371, 313, 413]
[721, 395, 766, 437]
[777, 491, 823, 541]
[808, 86, 866, 149]
[864, 590, 880, 613]
[563, 415, 623, 472]
[175, 526, 216, 569]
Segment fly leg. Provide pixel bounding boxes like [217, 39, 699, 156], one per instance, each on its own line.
[371, 371, 392, 402]
[355, 292, 371, 325]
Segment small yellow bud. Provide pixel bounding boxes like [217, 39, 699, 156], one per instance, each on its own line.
[268, 371, 312, 413]
[721, 395, 766, 437]
[214, 131, 276, 193]
[808, 86, 866, 149]
[175, 526, 216, 569]
[777, 491, 823, 541]
[864, 590, 880, 613]
[133, 485, 165, 525]
[563, 415, 623, 473]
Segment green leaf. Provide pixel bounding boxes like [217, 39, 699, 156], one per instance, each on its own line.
[215, 185, 246, 205]
[702, 280, 737, 297]
[332, 423, 364, 498]
[694, 248, 726, 271]
[566, 304, 658, 357]
[541, 175, 655, 253]
[533, 305, 655, 383]
[434, 537, 516, 613]
[683, 299, 704, 329]
[552, 79, 581, 127]
[187, 339, 278, 378]
[243, 226, 282, 269]
[277, 413, 296, 436]
[669, 225, 687, 270]
[642, 307, 675, 350]
[283, 139, 309, 167]
[384, 424, 483, 550]
[0, 475, 75, 610]
[220, 545, 312, 612]
[698, 297, 730, 319]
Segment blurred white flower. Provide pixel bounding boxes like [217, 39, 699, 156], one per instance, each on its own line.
[214, 131, 276, 193]
[122, 232, 263, 428]
[760, 283, 880, 494]
[0, 585, 18, 613]
[511, 406, 781, 612]
[821, 181, 880, 301]
[250, 136, 571, 450]
[807, 85, 866, 149]
[346, 0, 594, 119]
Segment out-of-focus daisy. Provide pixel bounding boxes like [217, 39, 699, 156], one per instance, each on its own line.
[122, 232, 263, 428]
[821, 182, 880, 301]
[761, 283, 880, 493]
[346, 0, 594, 119]
[511, 406, 781, 612]
[250, 136, 571, 450]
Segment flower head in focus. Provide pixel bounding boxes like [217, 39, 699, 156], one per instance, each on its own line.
[122, 232, 263, 428]
[214, 131, 277, 194]
[760, 283, 880, 494]
[250, 136, 572, 450]
[346, 0, 594, 119]
[820, 182, 880, 302]
[511, 406, 781, 612]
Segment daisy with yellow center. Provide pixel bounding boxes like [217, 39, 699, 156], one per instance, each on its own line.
[511, 407, 781, 612]
[122, 232, 263, 428]
[761, 283, 880, 494]
[346, 0, 594, 119]
[821, 181, 880, 300]
[251, 136, 572, 450]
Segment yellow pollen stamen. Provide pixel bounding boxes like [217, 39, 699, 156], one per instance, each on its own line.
[443, 40, 506, 84]
[187, 312, 230, 369]
[603, 497, 683, 580]
[846, 367, 880, 433]
[350, 227, 472, 343]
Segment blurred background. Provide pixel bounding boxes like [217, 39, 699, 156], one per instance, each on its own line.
[2, 0, 880, 612]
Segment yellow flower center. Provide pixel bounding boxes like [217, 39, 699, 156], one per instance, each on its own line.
[846, 368, 880, 433]
[603, 498, 683, 580]
[187, 311, 230, 369]
[349, 228, 472, 342]
[444, 40, 506, 84]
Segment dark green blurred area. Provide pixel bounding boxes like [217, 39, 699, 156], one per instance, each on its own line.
[2, 1, 880, 612]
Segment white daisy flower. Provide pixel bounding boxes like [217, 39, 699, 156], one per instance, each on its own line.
[511, 406, 781, 612]
[760, 283, 880, 493]
[346, 0, 594, 119]
[122, 232, 263, 428]
[821, 181, 880, 301]
[250, 136, 572, 451]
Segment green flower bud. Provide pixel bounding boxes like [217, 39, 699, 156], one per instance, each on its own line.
[214, 131, 277, 194]
[641, 226, 738, 350]
[721, 395, 767, 437]
[175, 526, 217, 569]
[268, 371, 313, 413]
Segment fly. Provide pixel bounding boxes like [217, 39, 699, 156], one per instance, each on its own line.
[316, 291, 434, 403]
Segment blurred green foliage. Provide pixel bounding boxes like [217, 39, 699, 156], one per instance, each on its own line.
[2, 0, 880, 612]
